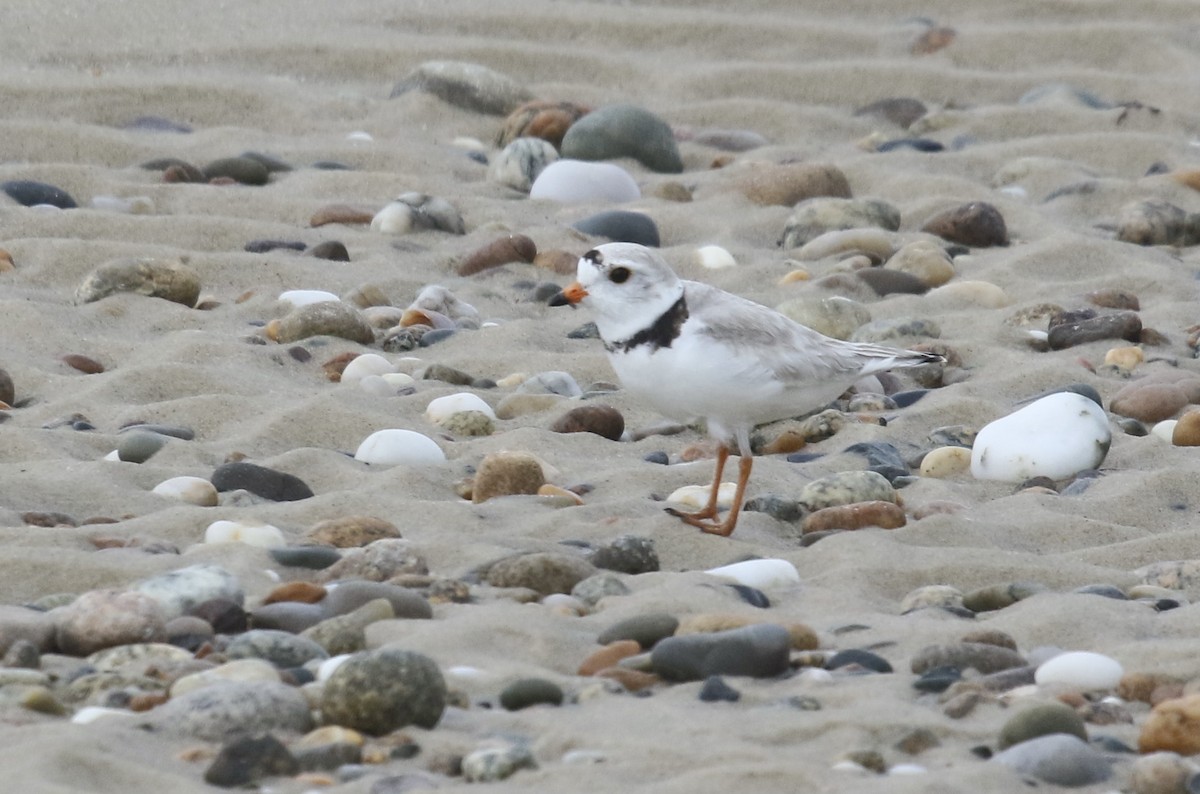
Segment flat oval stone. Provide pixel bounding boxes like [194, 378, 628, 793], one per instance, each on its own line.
[571, 210, 660, 246]
[76, 257, 201, 307]
[798, 471, 895, 512]
[202, 157, 269, 185]
[827, 648, 893, 673]
[55, 589, 167, 656]
[457, 233, 538, 275]
[321, 581, 432, 620]
[354, 429, 445, 466]
[211, 461, 314, 501]
[1047, 311, 1142, 349]
[1035, 651, 1123, 690]
[389, 60, 533, 115]
[550, 404, 624, 440]
[736, 163, 851, 207]
[911, 642, 1027, 675]
[306, 516, 401, 548]
[921, 201, 1008, 247]
[561, 103, 682, 173]
[269, 546, 342, 570]
[321, 648, 447, 734]
[530, 160, 640, 203]
[226, 629, 329, 668]
[781, 198, 900, 249]
[992, 734, 1111, 787]
[2, 179, 77, 208]
[472, 451, 546, 503]
[302, 598, 394, 655]
[650, 623, 792, 681]
[705, 559, 800, 589]
[270, 301, 374, 344]
[485, 552, 597, 596]
[116, 431, 167, 463]
[999, 702, 1088, 750]
[147, 680, 313, 741]
[499, 677, 564, 710]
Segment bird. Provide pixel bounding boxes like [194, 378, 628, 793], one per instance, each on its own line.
[549, 242, 943, 537]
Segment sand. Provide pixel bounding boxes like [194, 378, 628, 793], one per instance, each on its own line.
[2, 0, 1200, 791]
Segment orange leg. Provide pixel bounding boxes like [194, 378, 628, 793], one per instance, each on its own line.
[665, 443, 729, 524]
[699, 454, 753, 537]
[665, 445, 754, 536]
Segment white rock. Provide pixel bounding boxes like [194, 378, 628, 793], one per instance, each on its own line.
[71, 706, 136, 725]
[888, 764, 928, 776]
[204, 519, 286, 548]
[371, 202, 415, 234]
[694, 245, 736, 269]
[426, 392, 496, 424]
[340, 353, 396, 385]
[317, 654, 352, 682]
[354, 428, 445, 465]
[278, 289, 340, 308]
[919, 446, 972, 479]
[1151, 420, 1178, 442]
[970, 392, 1111, 482]
[926, 279, 1011, 308]
[102, 449, 121, 461]
[1035, 651, 1124, 690]
[705, 558, 801, 588]
[91, 195, 154, 214]
[379, 372, 416, 388]
[666, 482, 737, 509]
[152, 476, 219, 506]
[346, 130, 373, 142]
[529, 159, 640, 203]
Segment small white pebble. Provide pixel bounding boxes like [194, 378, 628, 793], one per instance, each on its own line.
[705, 558, 801, 588]
[667, 482, 736, 509]
[346, 130, 373, 142]
[72, 706, 135, 724]
[888, 763, 928, 775]
[317, 655, 352, 682]
[694, 244, 736, 269]
[1151, 420, 1178, 442]
[279, 289, 340, 309]
[797, 668, 835, 685]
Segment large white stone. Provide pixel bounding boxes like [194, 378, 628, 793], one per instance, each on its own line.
[354, 428, 445, 465]
[426, 392, 496, 424]
[705, 558, 801, 589]
[1035, 651, 1124, 690]
[666, 482, 736, 510]
[152, 476, 218, 506]
[204, 519, 286, 548]
[340, 353, 396, 385]
[971, 392, 1111, 482]
[529, 159, 640, 203]
[279, 289, 340, 308]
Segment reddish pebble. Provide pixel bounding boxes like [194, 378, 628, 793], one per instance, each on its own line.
[62, 354, 104, 374]
[578, 640, 641, 676]
[321, 352, 360, 382]
[595, 667, 660, 692]
[261, 581, 328, 605]
[310, 204, 375, 227]
[802, 501, 907, 534]
[457, 234, 537, 276]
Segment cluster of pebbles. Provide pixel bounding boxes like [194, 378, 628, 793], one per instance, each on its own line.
[2, 6, 1200, 790]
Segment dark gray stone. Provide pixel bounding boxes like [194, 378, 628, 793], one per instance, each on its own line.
[650, 623, 791, 681]
[2, 179, 77, 209]
[499, 677, 564, 711]
[211, 461, 314, 501]
[204, 733, 299, 787]
[225, 629, 329, 668]
[571, 210, 660, 247]
[561, 104, 682, 173]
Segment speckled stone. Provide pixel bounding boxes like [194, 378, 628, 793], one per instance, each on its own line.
[798, 471, 896, 512]
[588, 534, 659, 575]
[302, 598, 394, 655]
[148, 680, 313, 741]
[461, 745, 538, 783]
[911, 642, 1027, 675]
[316, 539, 428, 583]
[305, 516, 401, 548]
[55, 589, 168, 656]
[781, 197, 900, 249]
[321, 648, 447, 734]
[1140, 695, 1200, 755]
[76, 257, 201, 307]
[225, 629, 329, 668]
[485, 553, 598, 596]
[735, 163, 852, 207]
[204, 734, 298, 787]
[1116, 199, 1200, 247]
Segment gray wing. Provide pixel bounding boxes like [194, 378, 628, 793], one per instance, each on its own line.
[682, 281, 930, 384]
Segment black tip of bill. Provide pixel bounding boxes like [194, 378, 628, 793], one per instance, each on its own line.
[548, 291, 574, 308]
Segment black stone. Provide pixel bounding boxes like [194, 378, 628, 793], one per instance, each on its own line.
[239, 151, 293, 173]
[643, 451, 670, 465]
[123, 115, 193, 133]
[890, 390, 929, 408]
[845, 441, 909, 474]
[876, 138, 944, 153]
[211, 461, 314, 501]
[728, 584, 770, 608]
[698, 675, 741, 702]
[188, 598, 248, 634]
[204, 734, 299, 787]
[650, 623, 791, 681]
[418, 328, 457, 347]
[2, 179, 77, 209]
[913, 665, 962, 693]
[269, 545, 341, 570]
[572, 210, 660, 246]
[245, 239, 306, 254]
[499, 677, 564, 711]
[827, 648, 893, 674]
[309, 240, 350, 261]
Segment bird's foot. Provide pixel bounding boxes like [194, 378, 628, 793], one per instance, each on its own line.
[664, 506, 734, 537]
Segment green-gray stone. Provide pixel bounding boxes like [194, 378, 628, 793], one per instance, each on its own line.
[117, 430, 167, 463]
[499, 677, 563, 711]
[998, 702, 1087, 750]
[561, 104, 682, 174]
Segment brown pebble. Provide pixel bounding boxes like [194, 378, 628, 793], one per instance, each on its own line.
[308, 240, 350, 262]
[472, 451, 545, 503]
[760, 429, 807, 455]
[549, 404, 624, 441]
[261, 581, 328, 605]
[162, 163, 203, 183]
[0, 248, 14, 272]
[1152, 683, 1187, 706]
[307, 515, 402, 547]
[1172, 411, 1200, 446]
[595, 667, 660, 692]
[496, 100, 590, 149]
[534, 249, 579, 275]
[960, 629, 1018, 652]
[1086, 288, 1140, 311]
[1139, 694, 1200, 754]
[652, 182, 693, 202]
[457, 234, 537, 276]
[22, 511, 76, 528]
[1172, 169, 1200, 192]
[62, 354, 104, 374]
[679, 440, 720, 462]
[802, 501, 906, 533]
[942, 691, 984, 719]
[128, 692, 170, 712]
[1118, 672, 1180, 704]
[911, 26, 956, 55]
[1110, 381, 1189, 423]
[310, 204, 375, 227]
[321, 352, 361, 382]
[735, 163, 851, 207]
[921, 201, 1008, 247]
[578, 640, 641, 676]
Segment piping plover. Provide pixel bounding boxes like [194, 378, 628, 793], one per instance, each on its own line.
[550, 242, 943, 537]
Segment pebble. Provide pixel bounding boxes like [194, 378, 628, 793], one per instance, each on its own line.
[530, 159, 640, 203]
[269, 546, 342, 570]
[1105, 345, 1144, 371]
[496, 99, 590, 149]
[900, 584, 964, 613]
[692, 245, 736, 269]
[204, 734, 298, 787]
[650, 623, 792, 681]
[91, 195, 154, 214]
[204, 519, 286, 548]
[560, 103, 682, 173]
[1035, 651, 1123, 690]
[999, 702, 1088, 749]
[370, 193, 465, 235]
[970, 392, 1111, 482]
[310, 204, 375, 227]
[992, 733, 1111, 787]
[802, 501, 906, 533]
[410, 284, 480, 326]
[211, 461, 314, 501]
[321, 648, 446, 734]
[306, 515, 400, 547]
[389, 60, 534, 115]
[854, 267, 929, 296]
[148, 680, 313, 741]
[910, 643, 1027, 675]
[472, 451, 546, 502]
[919, 446, 972, 478]
[597, 613, 679, 649]
[579, 640, 643, 675]
[1048, 310, 1142, 349]
[667, 481, 735, 510]
[0, 367, 13, 406]
[704, 558, 800, 589]
[699, 675, 741, 702]
[519, 370, 583, 397]
[202, 156, 269, 185]
[227, 629, 329, 668]
[426, 392, 496, 425]
[571, 210, 661, 246]
[781, 197, 901, 249]
[962, 582, 1046, 612]
[302, 598, 395, 655]
[278, 289, 339, 308]
[457, 233, 538, 275]
[914, 666, 963, 693]
[798, 470, 896, 512]
[54, 589, 167, 656]
[322, 581, 433, 620]
[268, 300, 374, 345]
[1130, 752, 1199, 794]
[1116, 199, 1200, 247]
[827, 648, 893, 674]
[775, 295, 870, 340]
[170, 659, 281, 698]
[316, 539, 428, 583]
[2, 178, 77, 208]
[1140, 695, 1200, 754]
[134, 564, 244, 620]
[855, 97, 927, 127]
[76, 257, 201, 307]
[250, 602, 324, 633]
[1112, 378, 1196, 423]
[921, 201, 1008, 247]
[488, 137, 559, 192]
[690, 128, 769, 151]
[1173, 412, 1200, 446]
[884, 240, 955, 287]
[310, 240, 350, 261]
[794, 227, 897, 262]
[461, 745, 538, 783]
[354, 429, 445, 465]
[115, 430, 166, 464]
[500, 677, 564, 710]
[550, 404, 625, 440]
[588, 534, 659, 574]
[735, 163, 852, 207]
[485, 552, 597, 596]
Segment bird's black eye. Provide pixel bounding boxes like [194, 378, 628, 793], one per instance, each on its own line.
[610, 266, 631, 284]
